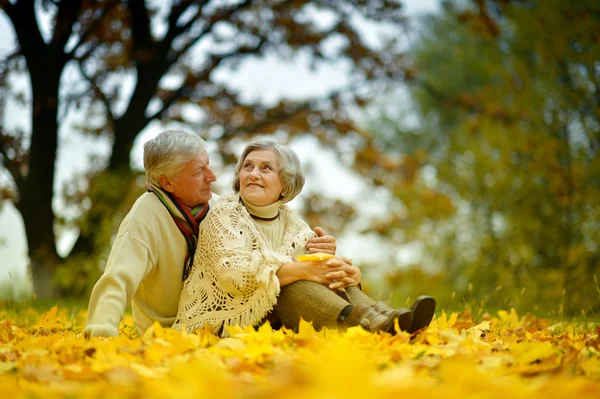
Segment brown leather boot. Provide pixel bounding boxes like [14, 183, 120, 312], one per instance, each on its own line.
[342, 303, 413, 335]
[407, 295, 436, 333]
[372, 302, 414, 333]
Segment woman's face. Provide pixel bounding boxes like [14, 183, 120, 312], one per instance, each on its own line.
[239, 149, 283, 206]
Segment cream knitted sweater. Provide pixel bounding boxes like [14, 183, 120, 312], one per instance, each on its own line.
[84, 192, 220, 337]
[174, 194, 316, 334]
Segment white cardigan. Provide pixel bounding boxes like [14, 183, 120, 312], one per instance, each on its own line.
[174, 194, 316, 334]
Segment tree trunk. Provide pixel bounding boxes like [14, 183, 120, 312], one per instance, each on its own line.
[69, 65, 164, 258]
[16, 72, 62, 298]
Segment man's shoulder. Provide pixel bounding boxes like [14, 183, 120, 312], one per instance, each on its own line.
[129, 192, 168, 217]
[120, 192, 170, 230]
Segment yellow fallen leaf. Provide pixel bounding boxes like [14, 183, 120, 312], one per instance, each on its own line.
[0, 362, 16, 374]
[296, 253, 335, 262]
[514, 341, 558, 365]
[580, 357, 600, 378]
[437, 310, 457, 330]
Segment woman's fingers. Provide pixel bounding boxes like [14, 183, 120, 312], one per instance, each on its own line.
[328, 276, 355, 290]
[328, 281, 346, 292]
[306, 230, 336, 255]
[306, 242, 336, 254]
[324, 270, 347, 280]
[340, 276, 355, 285]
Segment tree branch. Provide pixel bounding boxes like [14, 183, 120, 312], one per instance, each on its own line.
[165, 0, 254, 65]
[75, 60, 116, 126]
[128, 0, 153, 54]
[220, 79, 371, 139]
[0, 49, 22, 78]
[146, 37, 268, 123]
[66, 0, 120, 58]
[167, 0, 206, 31]
[411, 77, 520, 124]
[0, 133, 25, 192]
[6, 1, 47, 61]
[50, 0, 84, 61]
[0, 1, 16, 19]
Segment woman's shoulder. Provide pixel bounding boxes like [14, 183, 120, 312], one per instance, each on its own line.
[280, 204, 301, 218]
[213, 193, 241, 207]
[208, 193, 246, 216]
[280, 204, 310, 227]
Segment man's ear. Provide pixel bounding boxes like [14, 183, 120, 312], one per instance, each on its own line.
[159, 175, 175, 193]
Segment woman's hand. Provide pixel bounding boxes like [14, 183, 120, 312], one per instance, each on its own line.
[306, 227, 336, 255]
[276, 256, 359, 291]
[324, 257, 361, 292]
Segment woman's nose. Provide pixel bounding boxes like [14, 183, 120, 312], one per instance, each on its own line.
[249, 167, 260, 178]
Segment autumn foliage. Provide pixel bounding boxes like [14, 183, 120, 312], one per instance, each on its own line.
[1, 305, 599, 398]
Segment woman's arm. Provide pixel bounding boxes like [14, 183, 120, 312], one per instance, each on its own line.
[176, 199, 290, 332]
[276, 256, 359, 290]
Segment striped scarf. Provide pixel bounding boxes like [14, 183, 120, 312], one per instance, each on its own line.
[148, 183, 210, 281]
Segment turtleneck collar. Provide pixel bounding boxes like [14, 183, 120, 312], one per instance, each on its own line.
[240, 195, 283, 221]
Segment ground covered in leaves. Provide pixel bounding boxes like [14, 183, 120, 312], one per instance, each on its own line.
[1, 305, 599, 398]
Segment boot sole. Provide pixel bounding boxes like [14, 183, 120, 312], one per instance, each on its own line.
[392, 310, 413, 334]
[408, 296, 436, 333]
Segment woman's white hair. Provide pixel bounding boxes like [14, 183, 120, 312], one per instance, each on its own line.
[143, 129, 207, 186]
[232, 138, 305, 203]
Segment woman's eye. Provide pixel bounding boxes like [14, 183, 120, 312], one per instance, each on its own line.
[264, 165, 272, 171]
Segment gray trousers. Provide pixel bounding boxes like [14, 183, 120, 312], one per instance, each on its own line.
[268, 281, 375, 331]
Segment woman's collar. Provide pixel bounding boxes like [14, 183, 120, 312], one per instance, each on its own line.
[239, 195, 283, 221]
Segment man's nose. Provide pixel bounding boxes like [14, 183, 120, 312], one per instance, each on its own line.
[205, 166, 217, 182]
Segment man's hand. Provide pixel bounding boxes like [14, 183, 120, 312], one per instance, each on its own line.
[306, 227, 336, 255]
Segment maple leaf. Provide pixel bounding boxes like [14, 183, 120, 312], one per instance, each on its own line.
[1, 305, 600, 397]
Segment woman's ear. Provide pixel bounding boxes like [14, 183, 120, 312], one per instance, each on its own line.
[159, 175, 175, 193]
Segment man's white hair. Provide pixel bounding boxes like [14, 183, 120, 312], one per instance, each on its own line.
[143, 129, 207, 186]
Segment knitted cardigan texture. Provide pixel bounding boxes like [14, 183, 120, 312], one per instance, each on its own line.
[174, 194, 316, 334]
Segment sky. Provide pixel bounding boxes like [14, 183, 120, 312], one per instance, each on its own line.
[0, 0, 440, 296]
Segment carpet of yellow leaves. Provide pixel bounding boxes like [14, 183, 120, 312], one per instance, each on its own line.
[1, 305, 599, 398]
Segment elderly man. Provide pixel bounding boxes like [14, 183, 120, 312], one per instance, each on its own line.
[84, 130, 337, 337]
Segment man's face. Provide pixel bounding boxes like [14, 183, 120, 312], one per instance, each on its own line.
[163, 151, 216, 208]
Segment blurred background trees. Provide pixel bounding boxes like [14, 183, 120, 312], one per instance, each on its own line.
[1, 0, 599, 316]
[359, 0, 600, 315]
[0, 0, 407, 297]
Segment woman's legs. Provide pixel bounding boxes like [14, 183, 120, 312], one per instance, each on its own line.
[343, 286, 376, 307]
[274, 280, 350, 331]
[273, 282, 415, 334]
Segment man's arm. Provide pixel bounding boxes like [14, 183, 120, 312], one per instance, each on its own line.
[84, 233, 151, 337]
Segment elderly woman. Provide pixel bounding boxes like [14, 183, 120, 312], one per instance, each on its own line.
[174, 139, 435, 335]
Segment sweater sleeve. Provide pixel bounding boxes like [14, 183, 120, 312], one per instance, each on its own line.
[175, 201, 290, 333]
[84, 232, 153, 337]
